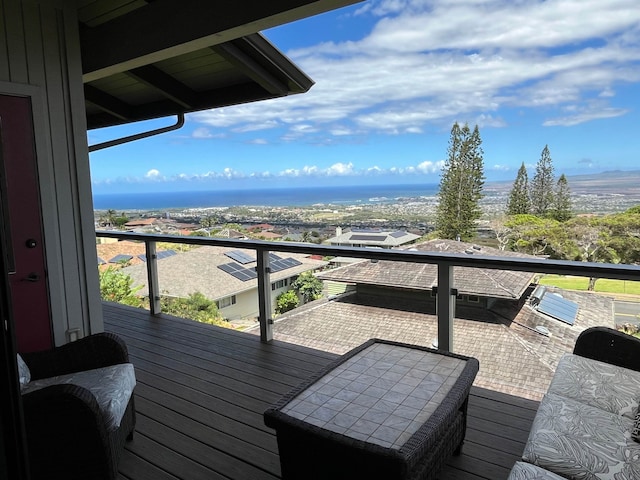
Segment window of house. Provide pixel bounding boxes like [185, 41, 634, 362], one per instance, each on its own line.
[468, 295, 480, 303]
[271, 279, 288, 291]
[217, 295, 236, 309]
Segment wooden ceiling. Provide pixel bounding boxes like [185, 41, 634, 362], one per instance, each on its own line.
[78, 0, 363, 129]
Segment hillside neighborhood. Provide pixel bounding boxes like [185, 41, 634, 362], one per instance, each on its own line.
[97, 229, 616, 401]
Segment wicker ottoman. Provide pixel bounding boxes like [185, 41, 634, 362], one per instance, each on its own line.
[264, 339, 479, 480]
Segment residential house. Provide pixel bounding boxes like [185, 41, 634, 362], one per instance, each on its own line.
[119, 246, 327, 321]
[326, 226, 421, 248]
[319, 239, 537, 309]
[123, 218, 158, 231]
[265, 239, 615, 400]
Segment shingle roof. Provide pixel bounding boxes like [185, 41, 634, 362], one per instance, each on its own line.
[120, 245, 327, 300]
[253, 289, 614, 401]
[318, 239, 537, 299]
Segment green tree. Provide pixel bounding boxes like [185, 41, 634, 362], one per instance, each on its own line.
[563, 217, 618, 291]
[114, 214, 129, 228]
[292, 271, 323, 303]
[160, 292, 229, 327]
[530, 145, 555, 216]
[551, 174, 572, 221]
[625, 205, 640, 215]
[275, 290, 299, 315]
[594, 212, 640, 265]
[504, 214, 563, 256]
[435, 122, 485, 239]
[99, 267, 143, 307]
[506, 162, 530, 215]
[99, 209, 118, 227]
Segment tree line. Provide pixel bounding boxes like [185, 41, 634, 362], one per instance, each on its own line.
[434, 122, 639, 290]
[506, 145, 572, 221]
[435, 124, 573, 239]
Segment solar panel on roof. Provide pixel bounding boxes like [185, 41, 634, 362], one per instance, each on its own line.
[390, 231, 407, 238]
[352, 228, 382, 233]
[97, 257, 106, 265]
[109, 254, 133, 263]
[225, 250, 255, 264]
[269, 253, 282, 261]
[138, 250, 177, 262]
[217, 263, 257, 281]
[350, 234, 385, 242]
[219, 263, 243, 273]
[537, 293, 578, 325]
[270, 257, 302, 273]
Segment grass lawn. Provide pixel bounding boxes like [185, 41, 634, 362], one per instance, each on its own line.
[539, 275, 640, 295]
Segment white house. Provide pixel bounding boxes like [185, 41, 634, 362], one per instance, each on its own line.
[326, 227, 421, 248]
[120, 245, 328, 321]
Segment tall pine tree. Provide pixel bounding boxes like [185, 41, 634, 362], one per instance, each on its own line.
[530, 145, 555, 216]
[507, 162, 530, 215]
[551, 173, 572, 221]
[436, 122, 485, 239]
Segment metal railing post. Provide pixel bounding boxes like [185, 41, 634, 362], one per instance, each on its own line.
[436, 262, 455, 352]
[145, 241, 161, 315]
[256, 249, 273, 342]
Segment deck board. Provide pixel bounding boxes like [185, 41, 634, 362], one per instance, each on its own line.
[105, 303, 537, 480]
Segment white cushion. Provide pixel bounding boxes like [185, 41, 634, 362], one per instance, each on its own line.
[523, 393, 640, 480]
[21, 363, 136, 430]
[508, 461, 566, 480]
[16, 354, 31, 387]
[548, 353, 640, 420]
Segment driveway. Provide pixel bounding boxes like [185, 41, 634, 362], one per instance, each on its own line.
[615, 300, 640, 326]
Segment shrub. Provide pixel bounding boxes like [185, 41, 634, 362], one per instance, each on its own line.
[291, 271, 323, 303]
[275, 290, 299, 315]
[99, 267, 143, 307]
[161, 292, 230, 328]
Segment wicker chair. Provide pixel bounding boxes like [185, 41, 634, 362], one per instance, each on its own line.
[18, 332, 136, 480]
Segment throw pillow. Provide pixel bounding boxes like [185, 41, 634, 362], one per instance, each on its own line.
[17, 354, 31, 386]
[632, 409, 640, 442]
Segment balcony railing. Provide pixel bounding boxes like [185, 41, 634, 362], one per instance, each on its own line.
[96, 230, 640, 351]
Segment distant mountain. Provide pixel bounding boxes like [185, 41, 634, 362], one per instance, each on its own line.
[486, 170, 640, 195]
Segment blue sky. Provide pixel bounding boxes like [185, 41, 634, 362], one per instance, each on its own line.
[89, 0, 640, 194]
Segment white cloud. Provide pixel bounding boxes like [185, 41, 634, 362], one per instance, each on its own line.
[543, 107, 628, 126]
[185, 1, 640, 142]
[145, 169, 161, 179]
[191, 127, 214, 139]
[416, 161, 444, 174]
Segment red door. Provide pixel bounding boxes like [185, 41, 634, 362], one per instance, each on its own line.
[0, 94, 52, 353]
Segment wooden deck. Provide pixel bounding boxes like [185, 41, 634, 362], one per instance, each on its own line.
[104, 302, 539, 480]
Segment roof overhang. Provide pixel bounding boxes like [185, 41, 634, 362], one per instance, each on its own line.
[79, 0, 364, 130]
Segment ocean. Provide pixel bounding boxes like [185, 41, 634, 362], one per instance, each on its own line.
[92, 183, 439, 210]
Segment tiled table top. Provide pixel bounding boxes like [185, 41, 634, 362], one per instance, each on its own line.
[281, 342, 467, 449]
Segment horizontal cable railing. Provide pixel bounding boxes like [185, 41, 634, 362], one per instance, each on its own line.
[96, 230, 640, 351]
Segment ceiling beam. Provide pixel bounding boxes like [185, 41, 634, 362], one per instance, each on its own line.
[212, 41, 289, 96]
[86, 82, 281, 130]
[83, 84, 132, 121]
[81, 0, 364, 82]
[126, 65, 198, 109]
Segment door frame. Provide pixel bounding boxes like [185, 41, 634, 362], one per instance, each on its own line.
[0, 81, 66, 346]
[0, 81, 56, 480]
